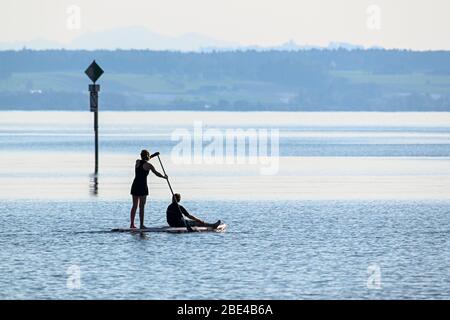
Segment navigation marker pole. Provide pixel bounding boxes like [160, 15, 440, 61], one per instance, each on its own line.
[84, 60, 104, 175]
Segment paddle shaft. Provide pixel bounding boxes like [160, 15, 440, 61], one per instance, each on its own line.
[156, 155, 194, 232]
[156, 155, 175, 195]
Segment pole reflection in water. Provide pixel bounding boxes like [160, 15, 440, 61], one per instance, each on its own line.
[89, 173, 98, 196]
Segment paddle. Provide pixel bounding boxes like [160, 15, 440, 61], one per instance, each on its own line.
[155, 154, 194, 232]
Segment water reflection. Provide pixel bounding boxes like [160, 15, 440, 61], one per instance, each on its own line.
[1, 111, 450, 201]
[89, 173, 98, 196]
[136, 232, 150, 240]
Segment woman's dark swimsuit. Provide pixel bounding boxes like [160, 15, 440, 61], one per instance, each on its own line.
[130, 160, 149, 196]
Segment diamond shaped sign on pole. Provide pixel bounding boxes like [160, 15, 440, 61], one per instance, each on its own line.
[85, 60, 104, 83]
[85, 60, 103, 175]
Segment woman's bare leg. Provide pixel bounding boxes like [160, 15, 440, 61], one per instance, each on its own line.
[139, 196, 147, 228]
[130, 196, 139, 228]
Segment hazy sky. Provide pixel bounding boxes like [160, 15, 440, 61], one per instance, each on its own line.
[2, 0, 450, 49]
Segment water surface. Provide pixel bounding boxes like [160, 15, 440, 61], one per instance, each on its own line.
[0, 111, 449, 299]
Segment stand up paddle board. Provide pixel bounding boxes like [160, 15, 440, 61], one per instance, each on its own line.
[111, 223, 227, 234]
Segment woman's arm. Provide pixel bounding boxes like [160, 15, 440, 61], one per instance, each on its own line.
[144, 162, 168, 179]
[149, 152, 160, 159]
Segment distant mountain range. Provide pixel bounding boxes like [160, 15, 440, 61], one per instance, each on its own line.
[0, 26, 370, 52]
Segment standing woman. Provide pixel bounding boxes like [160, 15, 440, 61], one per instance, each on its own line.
[130, 149, 167, 229]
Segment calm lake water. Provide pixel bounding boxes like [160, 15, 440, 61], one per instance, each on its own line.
[0, 111, 450, 299]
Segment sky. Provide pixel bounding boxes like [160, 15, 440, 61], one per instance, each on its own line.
[1, 0, 450, 50]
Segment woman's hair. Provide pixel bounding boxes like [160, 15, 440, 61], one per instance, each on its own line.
[140, 149, 150, 160]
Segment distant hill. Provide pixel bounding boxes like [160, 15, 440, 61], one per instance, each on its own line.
[0, 27, 240, 51]
[69, 27, 240, 51]
[0, 27, 368, 52]
[0, 49, 449, 111]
